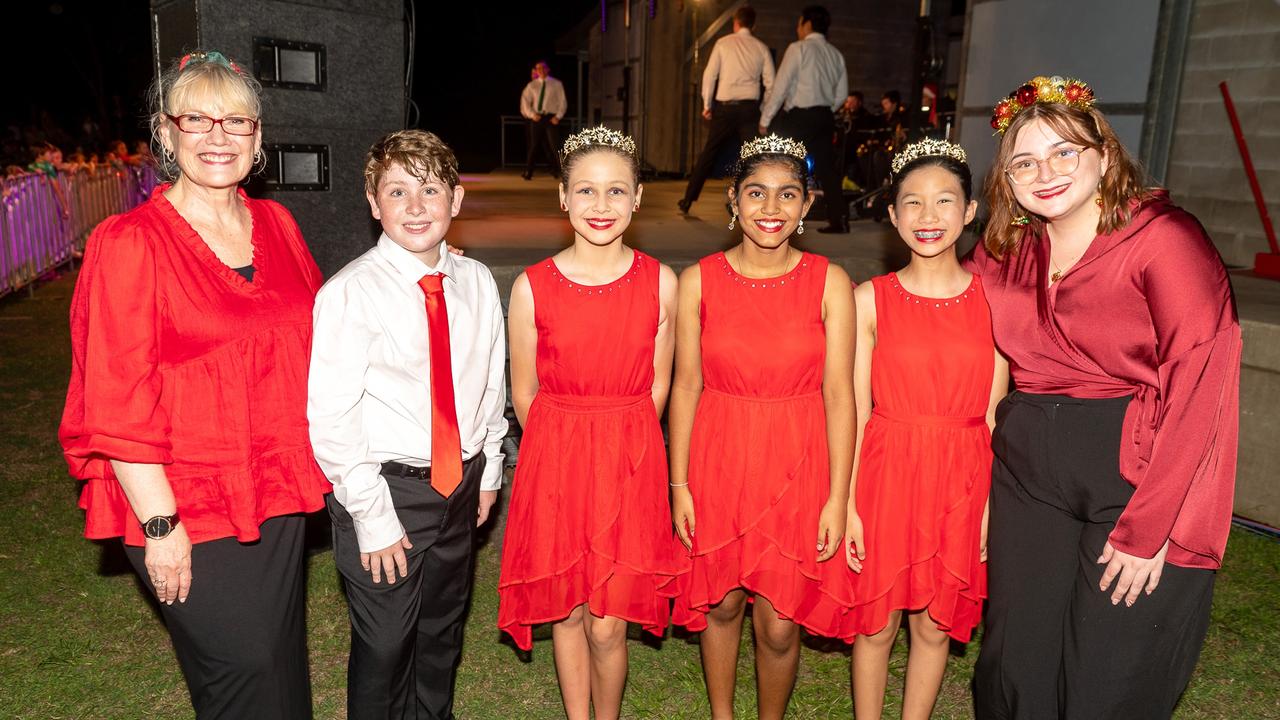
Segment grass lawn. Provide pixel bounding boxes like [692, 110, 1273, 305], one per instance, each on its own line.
[1, 271, 1277, 719]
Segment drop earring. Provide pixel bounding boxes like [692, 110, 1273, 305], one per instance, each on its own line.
[728, 210, 737, 231]
[797, 218, 805, 235]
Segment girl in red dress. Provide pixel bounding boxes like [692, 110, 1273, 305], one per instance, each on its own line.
[843, 141, 1008, 719]
[669, 135, 855, 719]
[498, 126, 684, 720]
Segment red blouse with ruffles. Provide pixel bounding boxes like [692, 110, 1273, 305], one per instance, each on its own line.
[59, 186, 331, 546]
[968, 193, 1240, 569]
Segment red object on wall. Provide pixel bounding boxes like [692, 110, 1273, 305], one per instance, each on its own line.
[1219, 81, 1280, 278]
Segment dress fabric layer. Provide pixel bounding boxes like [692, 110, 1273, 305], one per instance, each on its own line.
[843, 273, 993, 643]
[498, 251, 685, 651]
[672, 251, 851, 637]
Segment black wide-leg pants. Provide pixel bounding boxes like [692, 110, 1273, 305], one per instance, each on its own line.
[329, 455, 485, 720]
[682, 100, 760, 205]
[775, 105, 846, 227]
[974, 392, 1215, 720]
[126, 515, 312, 720]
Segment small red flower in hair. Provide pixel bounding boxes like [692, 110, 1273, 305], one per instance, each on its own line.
[996, 100, 1014, 118]
[1065, 84, 1083, 102]
[1016, 84, 1038, 106]
[990, 115, 1001, 130]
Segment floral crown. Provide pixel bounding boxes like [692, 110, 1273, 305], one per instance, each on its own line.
[178, 50, 245, 75]
[990, 75, 1096, 134]
[740, 134, 807, 160]
[891, 139, 968, 175]
[561, 126, 636, 159]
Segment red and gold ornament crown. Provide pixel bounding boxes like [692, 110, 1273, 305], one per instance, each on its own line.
[990, 75, 1096, 134]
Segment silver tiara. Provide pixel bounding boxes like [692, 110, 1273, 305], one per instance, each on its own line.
[561, 125, 637, 158]
[891, 139, 968, 175]
[740, 134, 807, 160]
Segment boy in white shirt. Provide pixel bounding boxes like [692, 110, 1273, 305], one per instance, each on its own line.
[308, 129, 507, 720]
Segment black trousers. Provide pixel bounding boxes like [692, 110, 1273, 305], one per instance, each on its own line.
[329, 454, 486, 720]
[682, 100, 760, 204]
[125, 515, 311, 720]
[975, 392, 1215, 720]
[525, 116, 561, 176]
[775, 105, 846, 226]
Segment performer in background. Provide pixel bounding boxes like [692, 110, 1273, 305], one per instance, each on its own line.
[759, 5, 850, 233]
[59, 50, 329, 719]
[521, 60, 567, 180]
[971, 75, 1240, 719]
[678, 4, 774, 215]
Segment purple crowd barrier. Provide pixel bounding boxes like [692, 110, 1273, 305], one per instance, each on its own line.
[0, 164, 157, 297]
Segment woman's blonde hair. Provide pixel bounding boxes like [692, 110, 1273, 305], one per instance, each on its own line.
[147, 52, 263, 181]
[983, 103, 1150, 259]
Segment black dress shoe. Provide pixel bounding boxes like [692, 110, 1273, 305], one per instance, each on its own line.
[817, 221, 849, 234]
[521, 171, 533, 181]
[677, 198, 692, 214]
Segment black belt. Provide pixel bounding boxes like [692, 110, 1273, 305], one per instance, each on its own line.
[716, 99, 759, 105]
[381, 456, 478, 480]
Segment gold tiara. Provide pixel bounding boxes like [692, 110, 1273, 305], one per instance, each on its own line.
[891, 139, 968, 175]
[740, 134, 806, 160]
[561, 125, 636, 158]
[991, 75, 1096, 134]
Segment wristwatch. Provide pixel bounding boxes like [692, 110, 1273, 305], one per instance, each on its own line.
[141, 512, 181, 540]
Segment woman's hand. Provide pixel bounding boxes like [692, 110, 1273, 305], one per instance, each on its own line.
[361, 533, 414, 584]
[1097, 539, 1169, 606]
[145, 524, 193, 604]
[672, 486, 695, 551]
[816, 499, 845, 562]
[845, 509, 866, 573]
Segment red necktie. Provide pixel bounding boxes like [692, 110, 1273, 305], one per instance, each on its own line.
[417, 274, 463, 497]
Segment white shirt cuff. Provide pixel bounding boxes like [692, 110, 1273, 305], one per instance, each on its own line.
[352, 505, 405, 554]
[480, 455, 504, 491]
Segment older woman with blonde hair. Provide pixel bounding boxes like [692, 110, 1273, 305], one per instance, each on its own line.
[969, 76, 1240, 719]
[59, 51, 330, 718]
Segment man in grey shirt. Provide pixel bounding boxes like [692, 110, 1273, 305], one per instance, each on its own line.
[760, 5, 849, 233]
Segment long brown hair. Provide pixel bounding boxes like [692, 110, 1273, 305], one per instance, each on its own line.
[983, 103, 1150, 259]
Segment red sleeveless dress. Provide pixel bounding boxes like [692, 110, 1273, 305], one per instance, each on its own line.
[498, 250, 684, 651]
[673, 251, 852, 637]
[843, 273, 993, 642]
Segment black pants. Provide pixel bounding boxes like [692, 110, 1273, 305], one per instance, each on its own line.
[975, 392, 1215, 720]
[125, 515, 311, 720]
[682, 100, 759, 204]
[330, 454, 486, 720]
[525, 116, 561, 176]
[775, 105, 846, 226]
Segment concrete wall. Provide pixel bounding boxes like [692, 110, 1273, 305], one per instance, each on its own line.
[1165, 0, 1280, 268]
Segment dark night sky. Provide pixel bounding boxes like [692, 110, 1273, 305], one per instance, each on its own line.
[3, 0, 597, 170]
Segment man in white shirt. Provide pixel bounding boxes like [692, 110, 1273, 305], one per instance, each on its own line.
[759, 5, 850, 233]
[520, 60, 567, 180]
[309, 130, 508, 720]
[678, 5, 775, 214]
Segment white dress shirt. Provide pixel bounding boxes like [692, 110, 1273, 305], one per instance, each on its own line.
[520, 76, 567, 121]
[309, 235, 509, 552]
[759, 33, 849, 129]
[702, 28, 776, 112]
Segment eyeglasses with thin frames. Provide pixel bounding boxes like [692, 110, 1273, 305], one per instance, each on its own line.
[1005, 146, 1091, 186]
[165, 113, 259, 136]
